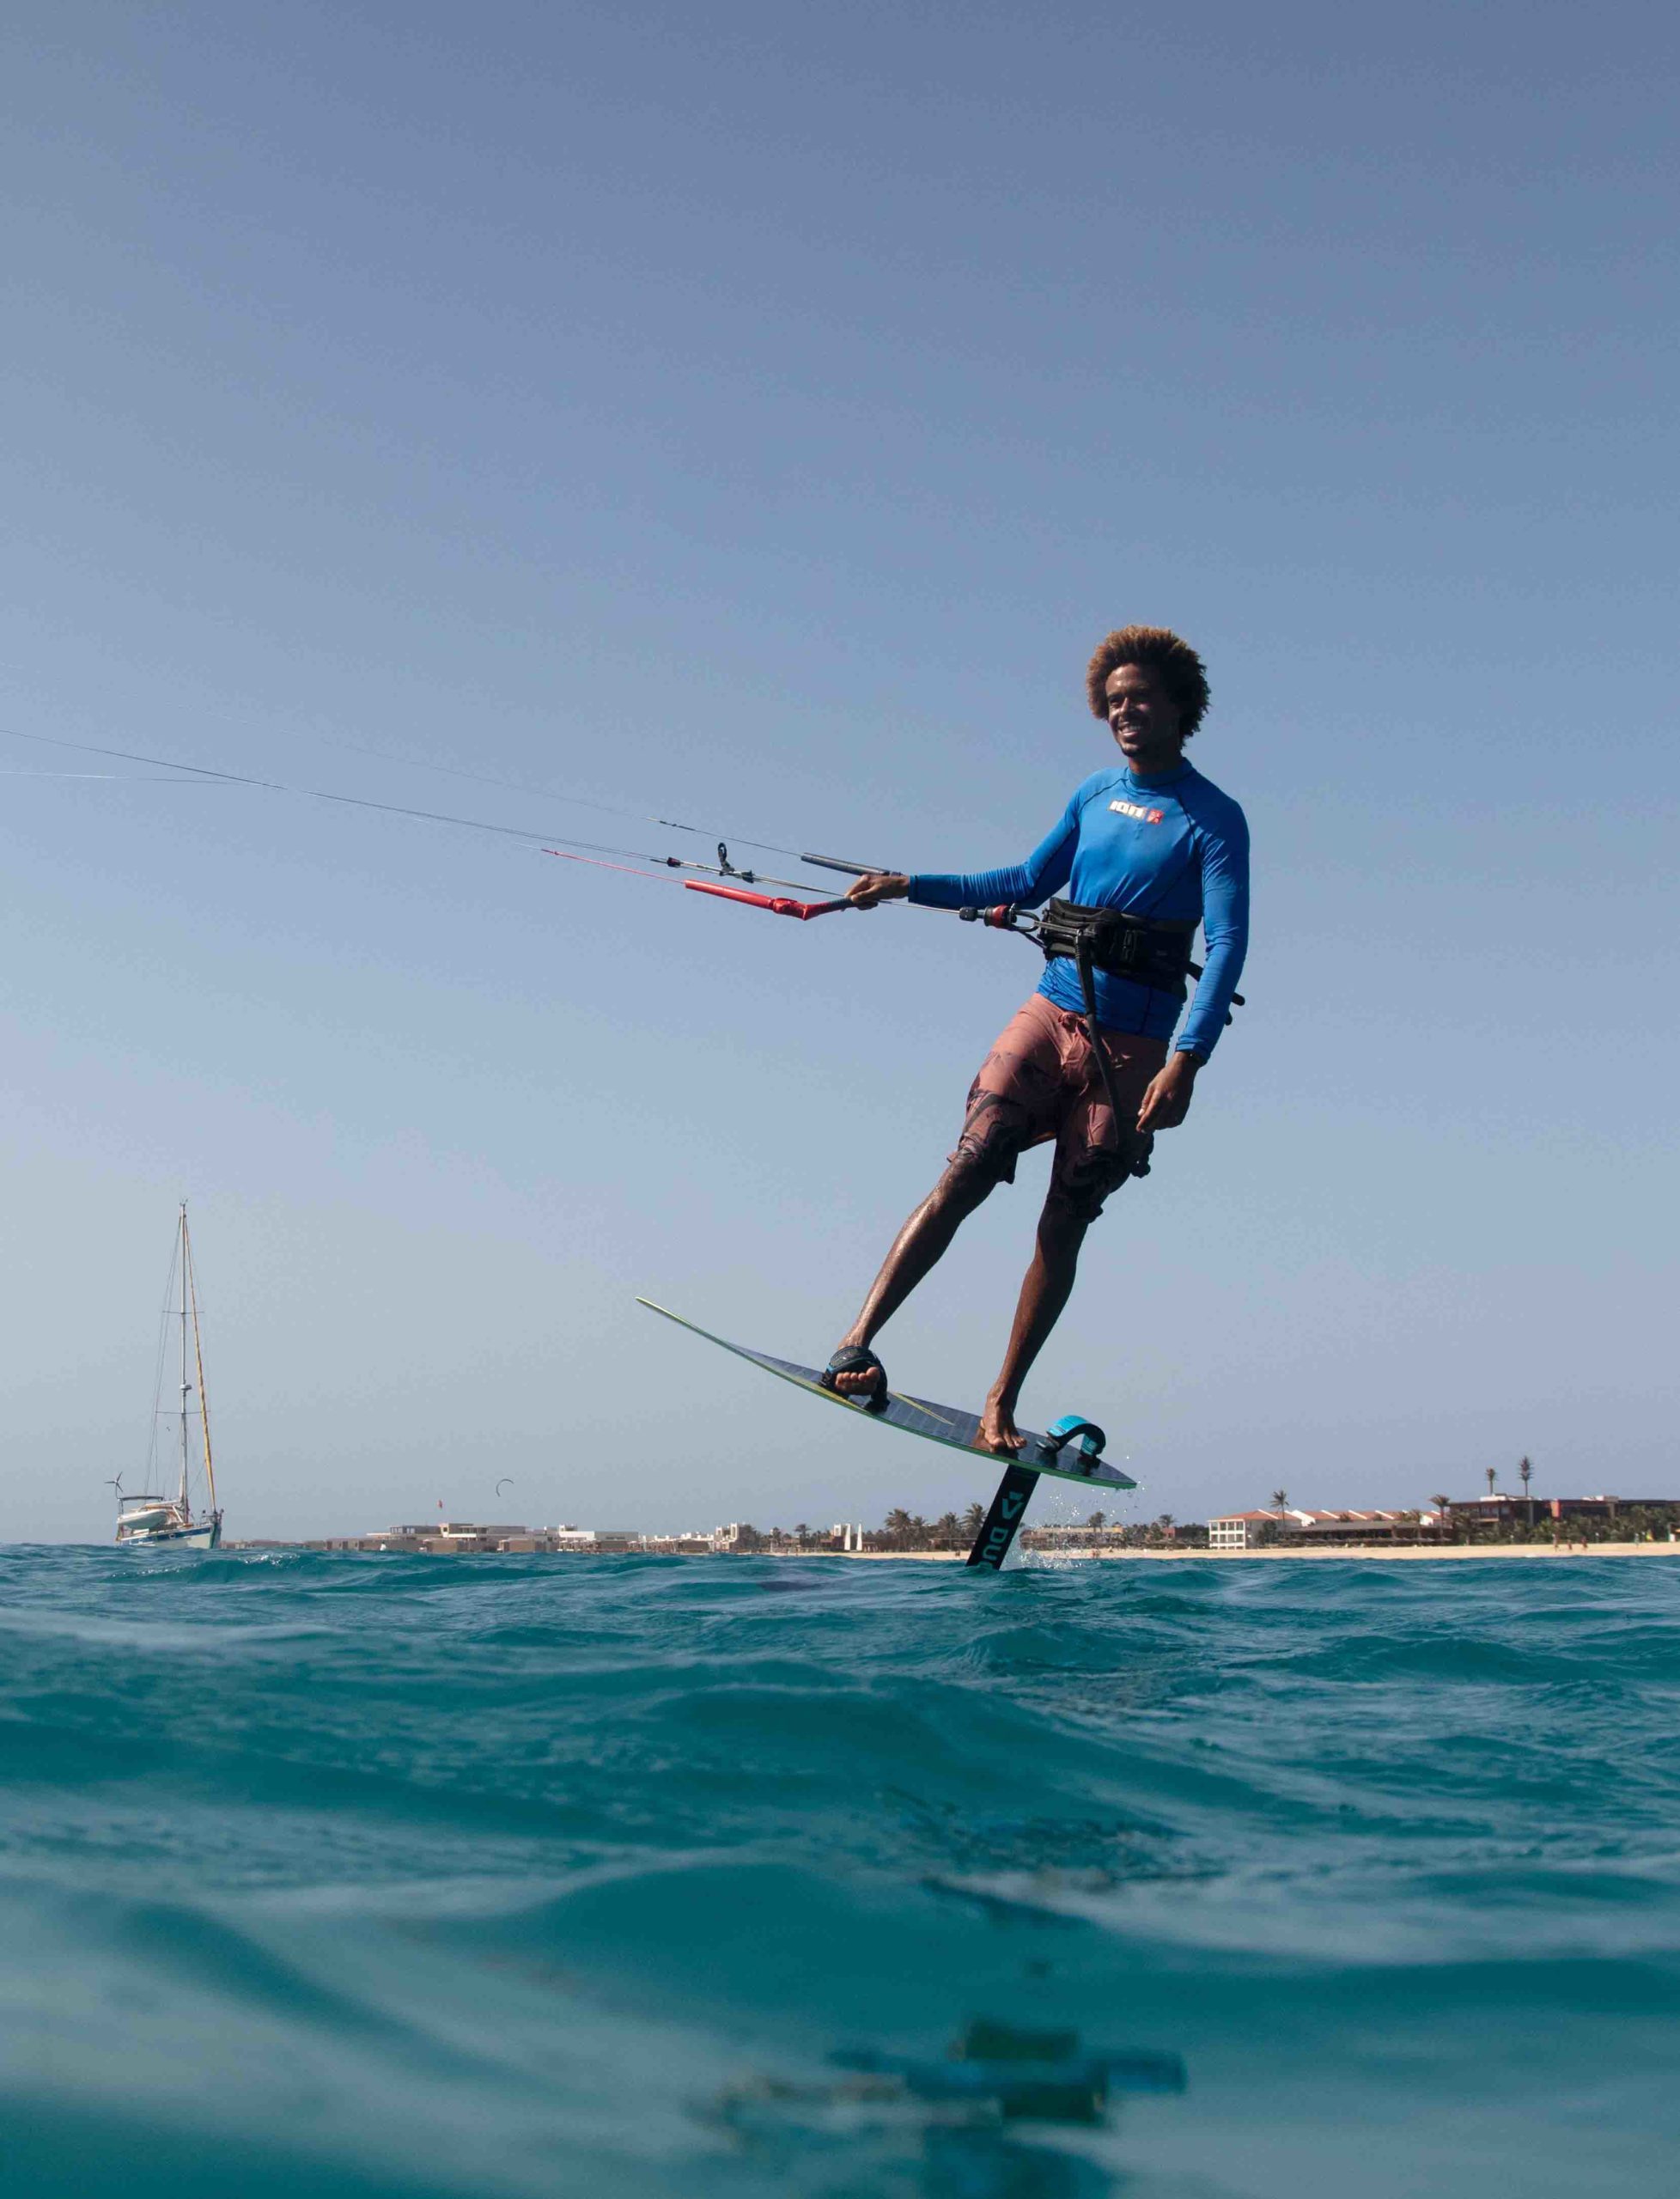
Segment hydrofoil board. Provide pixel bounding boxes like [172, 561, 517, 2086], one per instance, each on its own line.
[636, 1299, 1135, 1495]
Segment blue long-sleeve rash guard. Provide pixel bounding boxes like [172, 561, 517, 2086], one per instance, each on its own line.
[907, 762, 1250, 1059]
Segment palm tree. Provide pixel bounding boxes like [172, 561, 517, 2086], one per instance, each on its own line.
[1271, 1488, 1289, 1519]
[1519, 1456, 1533, 1527]
[1432, 1495, 1451, 1543]
[883, 1508, 914, 1547]
[1087, 1511, 1107, 1532]
[962, 1502, 984, 1536]
[1485, 1465, 1498, 1499]
[794, 1521, 810, 1547]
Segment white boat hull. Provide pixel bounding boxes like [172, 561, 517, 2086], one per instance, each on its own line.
[117, 1514, 222, 1550]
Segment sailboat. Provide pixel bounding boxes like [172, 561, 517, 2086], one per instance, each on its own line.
[114, 1204, 223, 1550]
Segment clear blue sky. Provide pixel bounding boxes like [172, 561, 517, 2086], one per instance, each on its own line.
[3, 0, 1674, 1542]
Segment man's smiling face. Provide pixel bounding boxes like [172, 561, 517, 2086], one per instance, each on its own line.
[1104, 664, 1184, 777]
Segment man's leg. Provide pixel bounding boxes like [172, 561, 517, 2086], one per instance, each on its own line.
[975, 1016, 1164, 1450]
[827, 996, 1061, 1403]
[826, 1154, 1000, 1398]
[977, 1197, 1090, 1453]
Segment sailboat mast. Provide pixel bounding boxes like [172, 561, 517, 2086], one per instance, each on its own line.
[185, 1213, 216, 1513]
[177, 1203, 191, 1514]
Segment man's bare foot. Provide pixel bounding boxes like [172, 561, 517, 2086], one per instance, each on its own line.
[977, 1398, 1025, 1455]
[822, 1343, 889, 1410]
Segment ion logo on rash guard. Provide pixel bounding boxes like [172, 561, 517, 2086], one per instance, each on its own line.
[1110, 799, 1166, 824]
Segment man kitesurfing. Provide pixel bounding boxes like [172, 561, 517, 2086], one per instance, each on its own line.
[821, 626, 1249, 1455]
[6, 624, 1243, 1551]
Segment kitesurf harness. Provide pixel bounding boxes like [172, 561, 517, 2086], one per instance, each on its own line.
[952, 900, 1205, 1179]
[1036, 905, 1195, 1174]
[1032, 899, 1196, 999]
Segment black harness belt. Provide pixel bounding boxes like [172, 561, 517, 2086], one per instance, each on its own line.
[1033, 899, 1198, 997]
[1034, 901, 1198, 1179]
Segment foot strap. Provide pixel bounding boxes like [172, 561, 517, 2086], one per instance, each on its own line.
[820, 1345, 891, 1415]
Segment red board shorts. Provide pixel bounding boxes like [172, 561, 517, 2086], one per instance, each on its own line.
[951, 993, 1169, 1222]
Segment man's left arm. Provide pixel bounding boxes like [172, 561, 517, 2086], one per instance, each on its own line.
[1136, 803, 1250, 1133]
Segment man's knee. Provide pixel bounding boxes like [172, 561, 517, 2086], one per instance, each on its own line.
[1046, 1138, 1148, 1227]
[943, 1093, 1032, 1208]
[1038, 1186, 1098, 1241]
[937, 1143, 1008, 1211]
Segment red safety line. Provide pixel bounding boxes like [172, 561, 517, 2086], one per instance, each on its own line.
[542, 847, 685, 884]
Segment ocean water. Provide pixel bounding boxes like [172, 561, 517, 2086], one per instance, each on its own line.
[3, 1547, 1677, 2198]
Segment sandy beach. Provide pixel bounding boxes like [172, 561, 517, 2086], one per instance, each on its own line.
[837, 1541, 1680, 1562]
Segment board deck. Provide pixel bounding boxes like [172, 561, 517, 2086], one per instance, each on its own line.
[636, 1299, 1136, 1492]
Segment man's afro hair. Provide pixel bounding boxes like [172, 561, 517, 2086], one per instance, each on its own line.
[1086, 626, 1210, 737]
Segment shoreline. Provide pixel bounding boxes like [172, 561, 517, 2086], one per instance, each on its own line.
[208, 1539, 1680, 1564]
[830, 1541, 1680, 1563]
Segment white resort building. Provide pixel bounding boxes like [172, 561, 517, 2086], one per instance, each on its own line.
[1207, 1508, 1440, 1550]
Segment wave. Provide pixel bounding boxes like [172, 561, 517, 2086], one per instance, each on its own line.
[3, 1546, 1677, 2196]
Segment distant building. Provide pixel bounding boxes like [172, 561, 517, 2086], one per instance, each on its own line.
[1208, 1495, 1680, 1550]
[1208, 1508, 1303, 1550]
[343, 1521, 649, 1555]
[1445, 1495, 1680, 1532]
[1208, 1508, 1440, 1550]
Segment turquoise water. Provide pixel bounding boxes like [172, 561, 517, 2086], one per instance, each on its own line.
[3, 1547, 1677, 2197]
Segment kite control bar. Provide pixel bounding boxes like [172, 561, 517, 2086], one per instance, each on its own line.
[684, 880, 853, 921]
[800, 852, 878, 877]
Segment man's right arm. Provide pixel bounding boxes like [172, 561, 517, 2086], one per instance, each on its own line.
[854, 789, 1084, 915]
